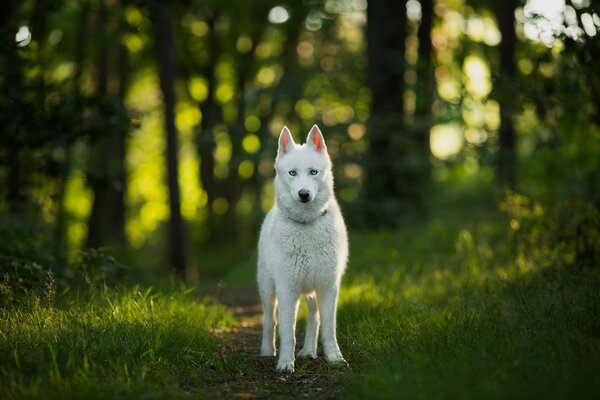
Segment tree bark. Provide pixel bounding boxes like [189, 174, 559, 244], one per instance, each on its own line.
[86, 1, 129, 249]
[415, 0, 434, 183]
[150, 0, 187, 278]
[114, 0, 130, 245]
[2, 0, 22, 207]
[86, 2, 117, 249]
[365, 0, 413, 224]
[495, 0, 517, 189]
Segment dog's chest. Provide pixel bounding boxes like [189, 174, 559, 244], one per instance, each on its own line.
[276, 218, 339, 283]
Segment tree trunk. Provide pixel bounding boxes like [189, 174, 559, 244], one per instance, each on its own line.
[495, 0, 517, 189]
[114, 0, 130, 245]
[196, 12, 221, 243]
[150, 0, 187, 278]
[414, 0, 434, 184]
[86, 1, 129, 249]
[86, 2, 119, 249]
[365, 0, 412, 225]
[3, 0, 23, 207]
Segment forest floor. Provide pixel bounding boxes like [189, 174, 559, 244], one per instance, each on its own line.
[201, 285, 346, 399]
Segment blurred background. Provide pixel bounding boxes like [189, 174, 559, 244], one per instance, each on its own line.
[1, 0, 599, 285]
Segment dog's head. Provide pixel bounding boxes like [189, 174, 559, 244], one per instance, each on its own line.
[274, 125, 333, 219]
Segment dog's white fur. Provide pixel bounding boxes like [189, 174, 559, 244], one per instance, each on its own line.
[257, 125, 348, 373]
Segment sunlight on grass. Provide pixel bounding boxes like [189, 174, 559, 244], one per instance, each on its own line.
[0, 287, 234, 399]
[336, 213, 600, 399]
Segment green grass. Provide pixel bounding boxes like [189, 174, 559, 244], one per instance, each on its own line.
[220, 187, 600, 398]
[337, 227, 600, 399]
[2, 188, 599, 398]
[0, 286, 235, 399]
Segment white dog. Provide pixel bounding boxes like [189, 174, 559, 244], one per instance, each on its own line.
[257, 125, 348, 373]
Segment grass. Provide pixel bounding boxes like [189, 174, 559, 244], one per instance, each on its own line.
[0, 286, 235, 399]
[337, 228, 600, 399]
[2, 187, 599, 398]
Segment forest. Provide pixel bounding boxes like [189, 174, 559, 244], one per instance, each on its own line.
[1, 0, 599, 398]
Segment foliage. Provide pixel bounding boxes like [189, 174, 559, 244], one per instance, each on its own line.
[0, 209, 128, 303]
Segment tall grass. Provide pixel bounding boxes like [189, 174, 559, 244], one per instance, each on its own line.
[0, 286, 235, 399]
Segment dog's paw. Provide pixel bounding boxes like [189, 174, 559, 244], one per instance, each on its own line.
[297, 348, 318, 359]
[325, 352, 349, 369]
[260, 347, 276, 357]
[329, 358, 349, 369]
[276, 359, 295, 373]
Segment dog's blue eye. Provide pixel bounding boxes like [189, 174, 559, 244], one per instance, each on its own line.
[289, 170, 297, 176]
[310, 169, 318, 176]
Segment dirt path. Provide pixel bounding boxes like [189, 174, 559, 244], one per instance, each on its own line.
[201, 286, 346, 399]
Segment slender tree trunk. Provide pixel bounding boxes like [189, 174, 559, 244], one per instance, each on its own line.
[365, 0, 411, 225]
[86, 1, 130, 249]
[72, 1, 89, 92]
[114, 0, 130, 244]
[3, 0, 22, 207]
[150, 0, 187, 278]
[196, 13, 221, 243]
[415, 0, 434, 183]
[30, 0, 48, 45]
[495, 0, 517, 189]
[86, 2, 113, 248]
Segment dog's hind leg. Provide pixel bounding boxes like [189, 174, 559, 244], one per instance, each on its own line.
[259, 279, 277, 357]
[298, 293, 319, 359]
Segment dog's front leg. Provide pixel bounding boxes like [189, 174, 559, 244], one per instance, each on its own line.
[317, 285, 348, 368]
[276, 290, 299, 373]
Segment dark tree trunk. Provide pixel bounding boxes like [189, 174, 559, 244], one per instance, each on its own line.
[114, 0, 130, 245]
[86, 3, 116, 249]
[365, 0, 413, 224]
[3, 0, 22, 207]
[196, 13, 220, 243]
[86, 2, 129, 249]
[150, 0, 187, 278]
[72, 1, 89, 92]
[30, 0, 48, 46]
[414, 0, 434, 181]
[495, 0, 517, 189]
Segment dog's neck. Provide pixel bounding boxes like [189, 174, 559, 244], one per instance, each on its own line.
[285, 208, 328, 225]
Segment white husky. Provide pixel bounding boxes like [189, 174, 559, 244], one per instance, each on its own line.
[257, 125, 348, 373]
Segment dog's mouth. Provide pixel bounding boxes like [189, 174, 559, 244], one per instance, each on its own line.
[300, 198, 310, 203]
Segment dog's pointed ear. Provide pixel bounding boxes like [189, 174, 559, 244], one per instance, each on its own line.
[277, 126, 295, 158]
[307, 125, 326, 153]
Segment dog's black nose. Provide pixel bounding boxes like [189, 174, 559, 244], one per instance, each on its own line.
[298, 190, 311, 202]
